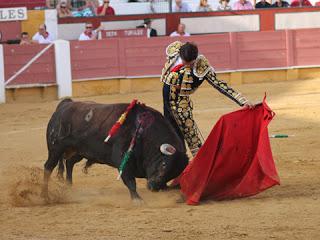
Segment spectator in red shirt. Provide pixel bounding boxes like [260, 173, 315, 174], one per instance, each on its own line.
[315, 1, 320, 5]
[97, 0, 115, 16]
[290, 0, 312, 7]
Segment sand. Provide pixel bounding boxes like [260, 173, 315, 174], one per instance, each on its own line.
[0, 79, 319, 240]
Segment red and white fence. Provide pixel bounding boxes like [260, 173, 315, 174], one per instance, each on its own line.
[1, 28, 320, 103]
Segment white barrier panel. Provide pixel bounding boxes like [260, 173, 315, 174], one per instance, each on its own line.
[181, 15, 260, 34]
[54, 40, 72, 99]
[45, 9, 58, 41]
[276, 12, 320, 30]
[58, 23, 85, 40]
[0, 45, 5, 103]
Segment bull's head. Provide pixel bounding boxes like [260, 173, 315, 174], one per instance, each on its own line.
[146, 143, 189, 191]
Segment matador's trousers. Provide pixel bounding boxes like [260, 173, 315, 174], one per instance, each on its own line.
[163, 84, 202, 156]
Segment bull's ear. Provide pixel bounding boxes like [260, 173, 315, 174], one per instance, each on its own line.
[160, 144, 176, 156]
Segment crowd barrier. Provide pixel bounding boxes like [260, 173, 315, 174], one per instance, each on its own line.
[1, 28, 320, 103]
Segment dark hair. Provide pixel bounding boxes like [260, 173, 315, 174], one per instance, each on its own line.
[21, 32, 29, 37]
[179, 42, 198, 63]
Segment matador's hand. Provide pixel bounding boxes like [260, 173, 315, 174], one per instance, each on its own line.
[242, 101, 255, 109]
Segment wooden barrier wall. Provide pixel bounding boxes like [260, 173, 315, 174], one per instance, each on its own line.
[4, 44, 56, 86]
[68, 29, 320, 81]
[3, 28, 320, 86]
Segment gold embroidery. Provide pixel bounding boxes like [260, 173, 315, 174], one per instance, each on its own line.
[166, 41, 183, 57]
[193, 55, 211, 78]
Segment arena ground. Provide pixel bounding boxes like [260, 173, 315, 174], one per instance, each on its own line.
[0, 78, 319, 240]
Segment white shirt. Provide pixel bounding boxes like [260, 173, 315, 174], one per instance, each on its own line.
[170, 31, 190, 37]
[79, 31, 96, 41]
[32, 32, 54, 44]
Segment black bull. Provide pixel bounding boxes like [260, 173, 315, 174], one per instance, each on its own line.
[42, 99, 189, 201]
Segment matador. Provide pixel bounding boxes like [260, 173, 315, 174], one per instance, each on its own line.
[161, 41, 252, 156]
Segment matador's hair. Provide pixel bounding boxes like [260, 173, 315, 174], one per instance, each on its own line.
[180, 42, 198, 63]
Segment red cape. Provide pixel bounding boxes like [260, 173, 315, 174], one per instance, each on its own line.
[179, 97, 280, 205]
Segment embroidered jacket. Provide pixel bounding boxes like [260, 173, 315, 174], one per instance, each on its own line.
[160, 41, 249, 106]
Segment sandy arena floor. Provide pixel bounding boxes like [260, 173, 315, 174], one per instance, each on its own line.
[0, 79, 319, 240]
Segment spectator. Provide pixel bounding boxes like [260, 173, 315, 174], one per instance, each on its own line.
[255, 0, 271, 8]
[46, 0, 56, 9]
[79, 22, 100, 41]
[271, 0, 289, 7]
[97, 0, 115, 16]
[71, 0, 97, 17]
[32, 24, 54, 44]
[233, 0, 254, 10]
[137, 18, 158, 38]
[315, 0, 320, 6]
[86, 0, 99, 15]
[170, 23, 190, 37]
[217, 0, 232, 10]
[20, 32, 32, 45]
[57, 0, 72, 18]
[173, 0, 191, 12]
[290, 0, 312, 7]
[197, 0, 213, 11]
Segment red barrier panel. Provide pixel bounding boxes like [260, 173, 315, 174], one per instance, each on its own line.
[293, 28, 320, 66]
[4, 44, 56, 86]
[0, 0, 45, 9]
[70, 39, 121, 80]
[5, 28, 320, 87]
[0, 22, 21, 42]
[236, 31, 287, 69]
[69, 29, 320, 80]
[122, 37, 172, 76]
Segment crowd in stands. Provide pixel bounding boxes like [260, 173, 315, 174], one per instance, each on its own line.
[54, 0, 115, 17]
[17, 24, 55, 45]
[3, 0, 320, 45]
[172, 0, 314, 11]
[48, 0, 320, 17]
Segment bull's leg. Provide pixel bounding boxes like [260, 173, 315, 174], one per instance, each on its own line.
[121, 172, 143, 204]
[42, 150, 63, 200]
[66, 155, 83, 184]
[57, 158, 65, 181]
[83, 159, 94, 174]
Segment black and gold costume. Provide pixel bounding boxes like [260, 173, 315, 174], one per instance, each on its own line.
[161, 41, 249, 156]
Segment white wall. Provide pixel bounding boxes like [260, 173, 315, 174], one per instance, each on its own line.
[276, 12, 320, 30]
[181, 15, 260, 34]
[45, 9, 58, 40]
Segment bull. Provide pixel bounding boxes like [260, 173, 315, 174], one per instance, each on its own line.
[42, 99, 189, 202]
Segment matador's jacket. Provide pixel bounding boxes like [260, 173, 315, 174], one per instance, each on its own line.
[161, 41, 249, 156]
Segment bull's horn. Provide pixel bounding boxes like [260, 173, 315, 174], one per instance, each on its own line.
[160, 144, 176, 156]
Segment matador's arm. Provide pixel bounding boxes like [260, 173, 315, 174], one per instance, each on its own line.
[194, 55, 250, 106]
[205, 70, 249, 106]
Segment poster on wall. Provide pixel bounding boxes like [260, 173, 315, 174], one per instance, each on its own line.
[0, 7, 27, 22]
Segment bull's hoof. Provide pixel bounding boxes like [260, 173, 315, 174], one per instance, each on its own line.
[132, 197, 145, 206]
[40, 190, 49, 203]
[176, 194, 186, 204]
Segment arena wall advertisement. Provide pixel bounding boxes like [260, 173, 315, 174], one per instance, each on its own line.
[0, 7, 27, 22]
